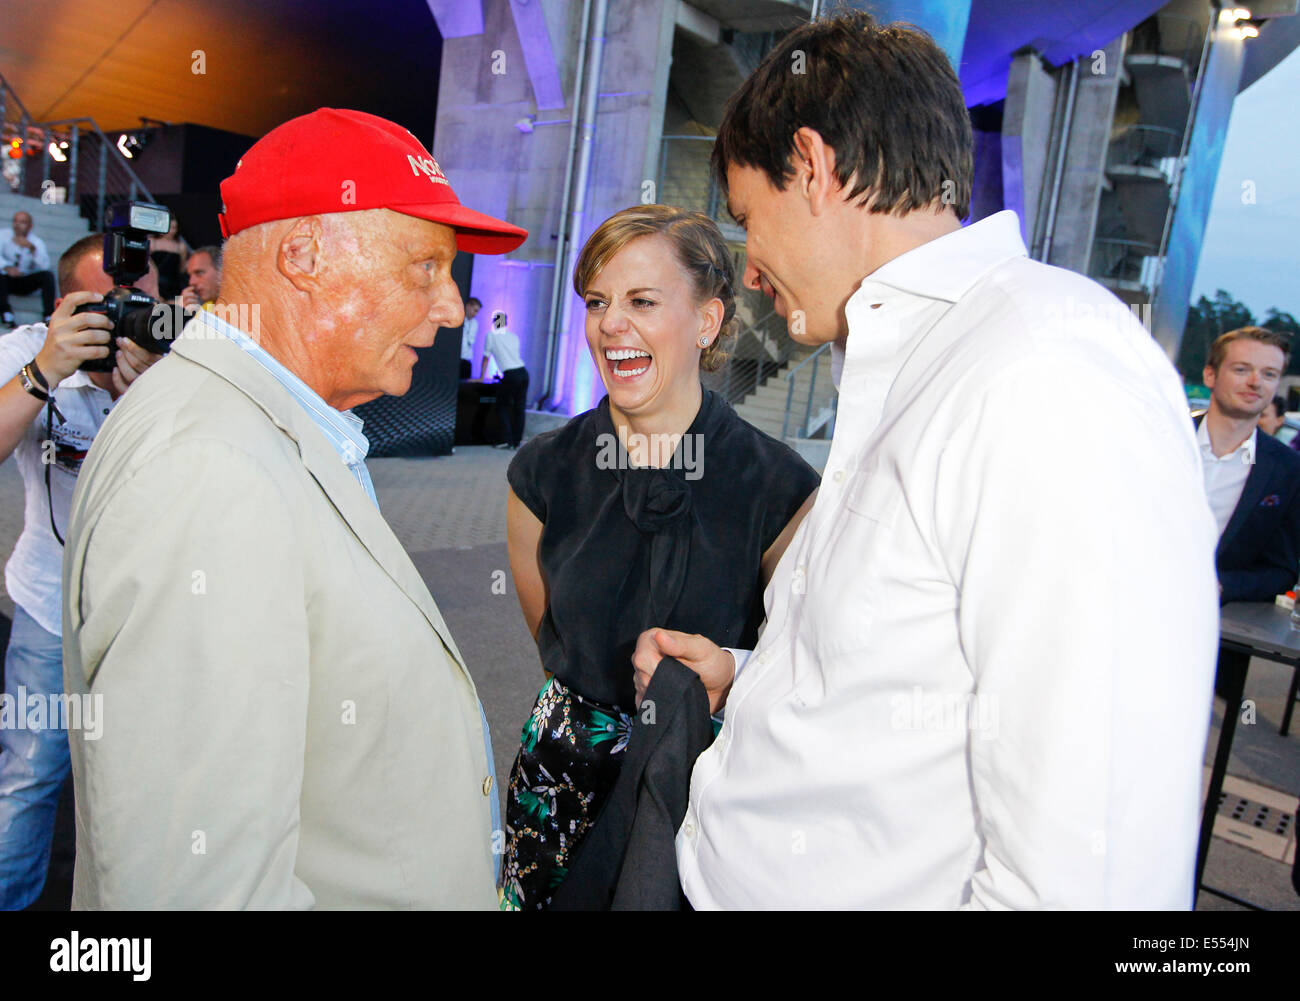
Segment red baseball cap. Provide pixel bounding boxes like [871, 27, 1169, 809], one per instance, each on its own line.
[218, 107, 527, 254]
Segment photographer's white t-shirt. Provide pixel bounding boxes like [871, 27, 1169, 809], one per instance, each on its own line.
[0, 324, 117, 636]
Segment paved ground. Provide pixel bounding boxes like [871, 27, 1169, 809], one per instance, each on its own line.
[1, 444, 1296, 909]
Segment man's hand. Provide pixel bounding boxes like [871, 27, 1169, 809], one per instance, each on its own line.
[33, 291, 113, 385]
[180, 286, 202, 310]
[4, 267, 21, 278]
[632, 628, 735, 713]
[110, 337, 164, 396]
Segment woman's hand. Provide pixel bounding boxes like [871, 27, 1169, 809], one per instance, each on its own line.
[632, 628, 735, 713]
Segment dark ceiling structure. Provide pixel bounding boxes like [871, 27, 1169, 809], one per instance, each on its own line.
[0, 0, 443, 141]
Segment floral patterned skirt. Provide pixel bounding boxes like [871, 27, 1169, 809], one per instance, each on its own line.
[500, 676, 632, 910]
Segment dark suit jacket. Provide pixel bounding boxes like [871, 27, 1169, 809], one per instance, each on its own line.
[1196, 414, 1300, 603]
[550, 658, 713, 911]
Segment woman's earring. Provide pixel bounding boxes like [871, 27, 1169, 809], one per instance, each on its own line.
[699, 336, 709, 347]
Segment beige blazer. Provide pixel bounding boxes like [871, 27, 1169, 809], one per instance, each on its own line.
[61, 322, 498, 909]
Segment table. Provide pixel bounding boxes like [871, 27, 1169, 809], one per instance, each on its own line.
[1199, 601, 1300, 908]
[456, 379, 506, 446]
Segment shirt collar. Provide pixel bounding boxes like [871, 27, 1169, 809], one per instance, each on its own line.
[835, 211, 1030, 392]
[194, 309, 370, 463]
[860, 210, 1028, 305]
[1196, 416, 1256, 463]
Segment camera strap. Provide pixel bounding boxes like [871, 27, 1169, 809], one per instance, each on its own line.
[45, 398, 65, 547]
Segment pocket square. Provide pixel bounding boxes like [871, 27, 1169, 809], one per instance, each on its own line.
[1260, 494, 1281, 507]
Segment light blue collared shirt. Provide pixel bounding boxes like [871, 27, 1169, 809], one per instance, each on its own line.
[195, 311, 378, 505]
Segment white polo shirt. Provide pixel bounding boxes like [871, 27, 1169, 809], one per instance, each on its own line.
[1196, 418, 1254, 536]
[0, 324, 117, 636]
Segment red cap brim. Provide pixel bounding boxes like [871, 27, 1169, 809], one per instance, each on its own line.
[389, 200, 527, 256]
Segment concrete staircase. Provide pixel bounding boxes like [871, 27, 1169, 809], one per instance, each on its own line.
[733, 346, 836, 441]
[0, 190, 93, 325]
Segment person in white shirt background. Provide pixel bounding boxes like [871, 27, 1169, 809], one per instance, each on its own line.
[1, 212, 57, 328]
[460, 295, 481, 380]
[0, 234, 164, 909]
[481, 309, 529, 449]
[633, 9, 1219, 909]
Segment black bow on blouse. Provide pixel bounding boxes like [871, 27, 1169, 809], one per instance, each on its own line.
[598, 391, 721, 624]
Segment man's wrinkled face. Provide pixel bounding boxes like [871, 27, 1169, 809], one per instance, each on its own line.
[317, 210, 463, 402]
[186, 251, 220, 301]
[13, 212, 31, 238]
[1206, 339, 1285, 421]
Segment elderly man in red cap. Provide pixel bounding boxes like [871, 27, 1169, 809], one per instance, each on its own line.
[59, 109, 526, 909]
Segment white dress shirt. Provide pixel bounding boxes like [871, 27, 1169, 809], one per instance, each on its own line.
[0, 325, 116, 635]
[1196, 418, 1254, 536]
[484, 324, 525, 372]
[461, 316, 478, 362]
[0, 232, 51, 274]
[676, 210, 1220, 910]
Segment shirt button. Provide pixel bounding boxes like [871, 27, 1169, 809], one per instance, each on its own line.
[683, 822, 696, 839]
[833, 470, 844, 483]
[102, 408, 109, 415]
[481, 776, 493, 796]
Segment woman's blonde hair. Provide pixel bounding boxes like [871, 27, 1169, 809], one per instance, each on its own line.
[573, 205, 738, 373]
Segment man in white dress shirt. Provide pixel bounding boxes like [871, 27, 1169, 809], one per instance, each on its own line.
[481, 310, 528, 449]
[460, 296, 481, 379]
[633, 10, 1219, 909]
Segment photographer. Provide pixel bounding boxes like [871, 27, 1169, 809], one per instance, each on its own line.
[0, 234, 163, 910]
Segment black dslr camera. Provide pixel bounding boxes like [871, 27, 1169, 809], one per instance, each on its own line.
[75, 201, 187, 372]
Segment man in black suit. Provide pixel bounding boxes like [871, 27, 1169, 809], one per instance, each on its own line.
[1196, 326, 1300, 604]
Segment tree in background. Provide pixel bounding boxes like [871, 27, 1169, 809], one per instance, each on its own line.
[1178, 290, 1256, 385]
[1177, 294, 1300, 400]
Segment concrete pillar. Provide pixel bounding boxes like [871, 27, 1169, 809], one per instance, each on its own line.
[1044, 37, 1126, 274]
[1152, 15, 1248, 359]
[1002, 51, 1058, 242]
[431, 0, 678, 416]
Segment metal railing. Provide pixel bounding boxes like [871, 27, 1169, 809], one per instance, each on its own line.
[1106, 124, 1182, 169]
[658, 134, 725, 224]
[703, 303, 797, 404]
[1, 73, 155, 225]
[781, 342, 836, 440]
[1128, 12, 1208, 71]
[1091, 237, 1158, 286]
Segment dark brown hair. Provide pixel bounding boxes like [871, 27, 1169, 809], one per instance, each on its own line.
[1207, 326, 1291, 372]
[573, 205, 737, 373]
[712, 8, 973, 219]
